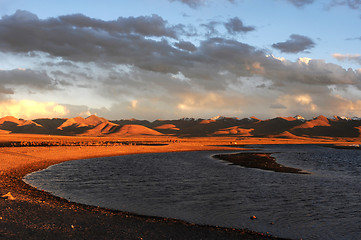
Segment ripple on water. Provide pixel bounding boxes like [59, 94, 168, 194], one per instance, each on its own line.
[24, 146, 361, 240]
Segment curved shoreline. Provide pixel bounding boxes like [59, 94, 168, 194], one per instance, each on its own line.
[0, 141, 288, 240]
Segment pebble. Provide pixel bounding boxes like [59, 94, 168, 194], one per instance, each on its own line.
[1, 192, 15, 200]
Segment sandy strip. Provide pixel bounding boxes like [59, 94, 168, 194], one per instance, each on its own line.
[0, 140, 288, 240]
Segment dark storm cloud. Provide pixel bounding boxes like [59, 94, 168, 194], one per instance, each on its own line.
[224, 17, 255, 34]
[0, 10, 189, 73]
[1, 10, 359, 97]
[272, 34, 315, 53]
[59, 13, 181, 39]
[174, 41, 197, 52]
[0, 69, 56, 90]
[264, 58, 360, 88]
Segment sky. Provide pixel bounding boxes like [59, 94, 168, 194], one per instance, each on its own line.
[0, 0, 360, 120]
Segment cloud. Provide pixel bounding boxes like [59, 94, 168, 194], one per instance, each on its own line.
[224, 17, 255, 34]
[2, 11, 361, 119]
[174, 41, 197, 52]
[285, 0, 315, 7]
[168, 0, 235, 8]
[0, 99, 68, 119]
[0, 68, 57, 93]
[169, 0, 207, 8]
[274, 94, 317, 115]
[270, 103, 287, 109]
[332, 53, 361, 64]
[266, 57, 360, 87]
[58, 13, 182, 39]
[0, 11, 185, 68]
[331, 0, 361, 10]
[346, 36, 361, 41]
[200, 20, 221, 36]
[272, 34, 315, 53]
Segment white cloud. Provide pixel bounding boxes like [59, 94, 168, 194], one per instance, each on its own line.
[0, 99, 69, 119]
[298, 57, 312, 65]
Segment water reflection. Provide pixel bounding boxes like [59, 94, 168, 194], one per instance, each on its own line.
[24, 145, 361, 240]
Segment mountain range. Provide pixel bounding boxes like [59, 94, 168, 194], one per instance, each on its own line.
[1, 115, 361, 138]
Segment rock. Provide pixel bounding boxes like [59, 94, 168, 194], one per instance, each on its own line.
[1, 192, 15, 200]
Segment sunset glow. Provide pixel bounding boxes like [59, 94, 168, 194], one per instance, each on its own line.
[0, 0, 360, 120]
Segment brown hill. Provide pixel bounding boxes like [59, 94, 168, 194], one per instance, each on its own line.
[34, 118, 67, 130]
[292, 115, 330, 129]
[199, 119, 216, 124]
[250, 117, 302, 136]
[1, 115, 361, 138]
[154, 124, 180, 130]
[154, 124, 180, 135]
[178, 117, 256, 137]
[289, 115, 361, 137]
[213, 127, 253, 136]
[0, 116, 23, 125]
[0, 116, 42, 127]
[356, 126, 361, 137]
[111, 124, 163, 136]
[82, 122, 120, 136]
[268, 131, 303, 139]
[0, 116, 44, 134]
[57, 115, 107, 130]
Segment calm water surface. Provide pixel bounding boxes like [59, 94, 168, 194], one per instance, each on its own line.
[24, 145, 361, 239]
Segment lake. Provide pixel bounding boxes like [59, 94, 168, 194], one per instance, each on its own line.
[24, 145, 361, 239]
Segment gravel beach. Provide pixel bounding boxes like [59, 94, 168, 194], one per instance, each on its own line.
[0, 137, 288, 239]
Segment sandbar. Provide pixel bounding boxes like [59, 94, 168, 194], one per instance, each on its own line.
[213, 152, 309, 174]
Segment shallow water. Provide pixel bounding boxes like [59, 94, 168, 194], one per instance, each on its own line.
[24, 145, 361, 239]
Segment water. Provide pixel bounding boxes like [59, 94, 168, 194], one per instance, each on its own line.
[24, 145, 361, 239]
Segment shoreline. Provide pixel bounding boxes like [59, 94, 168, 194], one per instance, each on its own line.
[0, 138, 288, 240]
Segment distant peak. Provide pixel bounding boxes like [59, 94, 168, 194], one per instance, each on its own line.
[249, 116, 261, 121]
[313, 115, 328, 122]
[85, 115, 107, 124]
[179, 117, 195, 121]
[332, 115, 352, 121]
[86, 114, 99, 119]
[210, 115, 224, 120]
[294, 115, 305, 121]
[210, 116, 238, 121]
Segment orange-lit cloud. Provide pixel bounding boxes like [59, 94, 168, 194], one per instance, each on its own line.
[246, 62, 265, 75]
[276, 94, 317, 113]
[0, 100, 69, 119]
[332, 53, 361, 60]
[332, 53, 361, 64]
[298, 57, 312, 65]
[130, 100, 138, 109]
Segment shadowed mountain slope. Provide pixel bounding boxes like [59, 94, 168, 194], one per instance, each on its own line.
[0, 116, 45, 134]
[0, 115, 360, 138]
